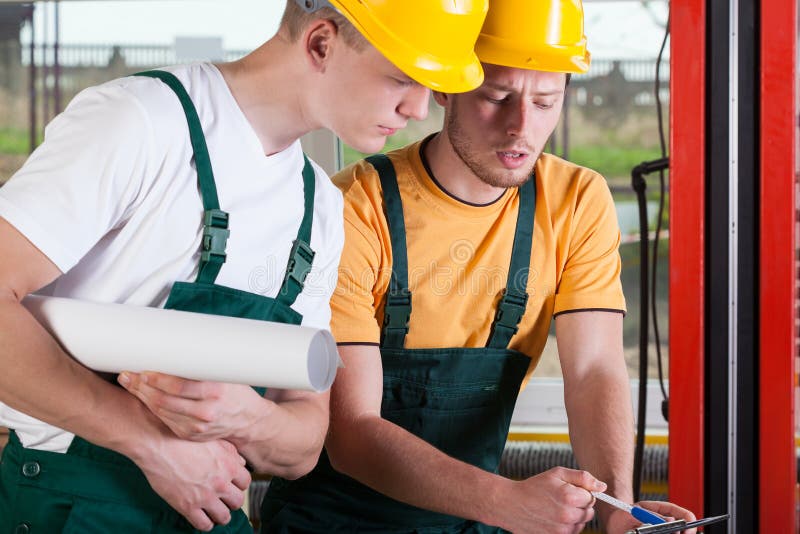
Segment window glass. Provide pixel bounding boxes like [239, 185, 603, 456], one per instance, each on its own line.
[0, 0, 289, 456]
[340, 1, 672, 387]
[0, 0, 286, 183]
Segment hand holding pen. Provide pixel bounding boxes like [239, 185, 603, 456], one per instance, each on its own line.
[593, 492, 668, 524]
[593, 492, 703, 534]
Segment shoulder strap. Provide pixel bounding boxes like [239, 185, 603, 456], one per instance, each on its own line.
[366, 154, 412, 350]
[134, 70, 229, 285]
[486, 176, 536, 349]
[276, 155, 317, 306]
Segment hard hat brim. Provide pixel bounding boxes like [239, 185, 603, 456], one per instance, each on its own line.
[396, 52, 485, 94]
[476, 35, 592, 74]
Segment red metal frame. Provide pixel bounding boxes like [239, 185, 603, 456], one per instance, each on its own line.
[759, 0, 797, 530]
[668, 0, 705, 515]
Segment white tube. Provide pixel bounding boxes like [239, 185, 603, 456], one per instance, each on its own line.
[23, 295, 340, 392]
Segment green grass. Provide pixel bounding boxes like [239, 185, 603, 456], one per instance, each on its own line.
[563, 145, 664, 180]
[344, 138, 664, 181]
[0, 128, 32, 155]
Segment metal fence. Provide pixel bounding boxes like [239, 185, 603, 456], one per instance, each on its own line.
[20, 43, 249, 67]
[0, 42, 671, 167]
[18, 43, 668, 82]
[579, 57, 669, 82]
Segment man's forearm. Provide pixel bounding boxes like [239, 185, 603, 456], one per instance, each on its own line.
[565, 368, 635, 523]
[0, 295, 165, 456]
[326, 415, 511, 528]
[230, 393, 329, 478]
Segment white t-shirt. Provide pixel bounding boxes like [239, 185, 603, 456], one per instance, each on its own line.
[0, 63, 344, 452]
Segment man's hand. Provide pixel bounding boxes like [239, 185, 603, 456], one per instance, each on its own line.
[119, 371, 262, 441]
[128, 420, 252, 531]
[604, 500, 698, 534]
[120, 371, 329, 478]
[498, 467, 606, 534]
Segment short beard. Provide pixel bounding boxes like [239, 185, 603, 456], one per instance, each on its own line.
[446, 100, 538, 189]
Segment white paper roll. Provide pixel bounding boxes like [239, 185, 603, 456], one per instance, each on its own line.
[23, 295, 340, 392]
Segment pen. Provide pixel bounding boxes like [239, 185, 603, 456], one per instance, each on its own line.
[592, 492, 667, 525]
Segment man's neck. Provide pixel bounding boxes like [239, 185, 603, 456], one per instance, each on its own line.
[217, 38, 321, 156]
[424, 132, 508, 205]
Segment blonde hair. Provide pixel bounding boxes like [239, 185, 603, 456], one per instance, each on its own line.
[280, 2, 368, 51]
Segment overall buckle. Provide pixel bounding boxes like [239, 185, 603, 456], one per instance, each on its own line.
[383, 289, 412, 332]
[286, 239, 315, 287]
[201, 209, 230, 263]
[494, 288, 529, 335]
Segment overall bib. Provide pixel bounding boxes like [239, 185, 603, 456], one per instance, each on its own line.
[261, 154, 535, 533]
[0, 70, 317, 534]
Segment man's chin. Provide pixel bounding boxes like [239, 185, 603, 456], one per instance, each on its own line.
[478, 168, 535, 189]
[343, 135, 387, 155]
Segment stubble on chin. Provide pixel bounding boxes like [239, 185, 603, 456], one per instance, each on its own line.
[475, 163, 537, 188]
[446, 110, 537, 189]
[447, 131, 537, 189]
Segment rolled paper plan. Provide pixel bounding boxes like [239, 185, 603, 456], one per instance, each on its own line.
[23, 295, 341, 392]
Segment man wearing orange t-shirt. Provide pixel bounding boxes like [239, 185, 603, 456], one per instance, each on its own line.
[260, 2, 698, 533]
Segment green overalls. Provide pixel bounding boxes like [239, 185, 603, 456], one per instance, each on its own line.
[0, 70, 317, 534]
[261, 154, 535, 533]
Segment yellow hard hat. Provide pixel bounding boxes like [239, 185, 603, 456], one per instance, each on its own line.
[475, 0, 591, 74]
[296, 0, 488, 93]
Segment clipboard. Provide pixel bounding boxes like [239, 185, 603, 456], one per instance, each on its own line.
[625, 513, 730, 533]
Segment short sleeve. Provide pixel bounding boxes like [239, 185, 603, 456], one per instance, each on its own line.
[299, 165, 345, 332]
[329, 162, 387, 344]
[553, 173, 626, 315]
[0, 83, 155, 273]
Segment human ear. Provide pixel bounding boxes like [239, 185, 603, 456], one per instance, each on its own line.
[432, 91, 449, 107]
[304, 18, 339, 72]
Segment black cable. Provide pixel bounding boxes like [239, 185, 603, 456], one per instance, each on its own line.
[632, 157, 669, 502]
[652, 14, 671, 420]
[631, 10, 672, 502]
[632, 164, 649, 504]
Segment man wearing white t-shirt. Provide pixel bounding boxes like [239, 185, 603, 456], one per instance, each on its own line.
[0, 1, 489, 532]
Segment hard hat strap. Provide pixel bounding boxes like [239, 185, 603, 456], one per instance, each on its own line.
[294, 0, 335, 14]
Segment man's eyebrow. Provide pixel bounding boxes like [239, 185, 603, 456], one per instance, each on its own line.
[482, 81, 564, 96]
[482, 81, 515, 92]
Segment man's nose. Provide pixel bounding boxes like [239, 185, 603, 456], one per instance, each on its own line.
[506, 100, 530, 137]
[398, 84, 430, 121]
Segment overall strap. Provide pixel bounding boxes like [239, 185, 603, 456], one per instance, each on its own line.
[367, 154, 411, 349]
[486, 176, 536, 349]
[135, 70, 229, 285]
[276, 155, 317, 307]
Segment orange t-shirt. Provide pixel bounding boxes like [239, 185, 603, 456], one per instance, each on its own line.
[330, 140, 626, 382]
